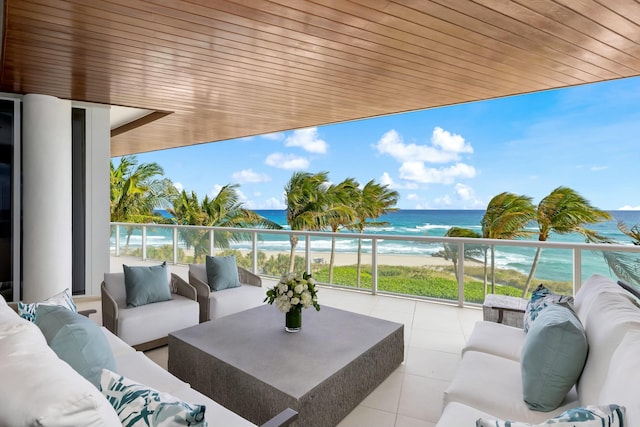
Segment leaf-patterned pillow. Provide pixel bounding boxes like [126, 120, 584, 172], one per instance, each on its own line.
[18, 288, 77, 322]
[100, 369, 207, 427]
[476, 404, 625, 426]
[523, 284, 574, 332]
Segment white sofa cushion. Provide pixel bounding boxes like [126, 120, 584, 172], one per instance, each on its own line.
[0, 310, 120, 426]
[114, 351, 190, 395]
[574, 274, 625, 324]
[599, 329, 640, 425]
[444, 350, 578, 423]
[577, 286, 640, 404]
[462, 321, 526, 361]
[101, 326, 137, 357]
[209, 284, 265, 319]
[435, 402, 495, 427]
[117, 294, 199, 346]
[476, 405, 625, 427]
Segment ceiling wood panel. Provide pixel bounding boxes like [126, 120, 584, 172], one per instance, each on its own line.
[1, 0, 640, 156]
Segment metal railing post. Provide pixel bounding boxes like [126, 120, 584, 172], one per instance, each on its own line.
[115, 224, 120, 257]
[252, 232, 258, 274]
[141, 225, 147, 260]
[372, 238, 378, 295]
[209, 230, 215, 256]
[173, 227, 178, 265]
[457, 242, 464, 307]
[573, 248, 582, 296]
[305, 234, 311, 273]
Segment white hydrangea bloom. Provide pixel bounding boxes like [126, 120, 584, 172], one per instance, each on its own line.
[294, 284, 304, 294]
[290, 297, 300, 306]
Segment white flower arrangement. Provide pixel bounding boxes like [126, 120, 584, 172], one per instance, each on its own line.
[264, 272, 320, 313]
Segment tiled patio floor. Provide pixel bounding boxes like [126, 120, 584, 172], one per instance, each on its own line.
[86, 261, 483, 427]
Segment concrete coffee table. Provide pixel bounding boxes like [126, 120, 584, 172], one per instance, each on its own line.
[168, 304, 404, 427]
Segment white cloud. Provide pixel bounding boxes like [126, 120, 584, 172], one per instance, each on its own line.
[399, 162, 476, 184]
[284, 127, 328, 153]
[407, 193, 420, 201]
[261, 132, 285, 141]
[379, 172, 419, 190]
[619, 205, 640, 210]
[232, 168, 271, 183]
[455, 183, 474, 201]
[263, 197, 285, 209]
[265, 153, 310, 170]
[210, 184, 223, 198]
[434, 195, 453, 206]
[590, 165, 608, 171]
[173, 182, 184, 192]
[374, 128, 472, 164]
[380, 172, 395, 188]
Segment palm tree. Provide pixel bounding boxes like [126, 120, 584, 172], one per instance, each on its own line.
[618, 221, 640, 245]
[443, 227, 482, 289]
[599, 220, 640, 286]
[481, 192, 536, 293]
[170, 185, 281, 263]
[350, 180, 399, 287]
[522, 187, 612, 296]
[284, 171, 331, 272]
[325, 178, 359, 284]
[110, 156, 176, 250]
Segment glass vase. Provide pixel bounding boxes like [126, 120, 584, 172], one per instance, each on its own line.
[285, 306, 302, 333]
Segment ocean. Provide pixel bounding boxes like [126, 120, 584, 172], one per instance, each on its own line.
[123, 209, 640, 283]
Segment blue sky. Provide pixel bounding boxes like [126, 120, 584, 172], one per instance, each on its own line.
[122, 76, 640, 210]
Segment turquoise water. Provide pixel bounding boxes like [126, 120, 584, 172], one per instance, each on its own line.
[121, 209, 640, 283]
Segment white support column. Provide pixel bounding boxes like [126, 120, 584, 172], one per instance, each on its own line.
[83, 103, 110, 296]
[22, 94, 72, 302]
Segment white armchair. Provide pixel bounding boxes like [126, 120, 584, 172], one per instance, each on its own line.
[188, 264, 264, 322]
[101, 272, 199, 351]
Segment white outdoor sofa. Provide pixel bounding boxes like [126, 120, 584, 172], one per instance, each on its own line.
[188, 263, 265, 322]
[0, 293, 297, 427]
[436, 274, 640, 425]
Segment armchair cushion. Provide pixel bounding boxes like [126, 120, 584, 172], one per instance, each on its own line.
[35, 304, 116, 388]
[123, 262, 172, 307]
[205, 255, 241, 291]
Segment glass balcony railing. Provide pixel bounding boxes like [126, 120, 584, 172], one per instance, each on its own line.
[110, 222, 640, 306]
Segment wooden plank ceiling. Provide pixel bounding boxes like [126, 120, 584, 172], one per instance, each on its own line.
[2, 0, 640, 156]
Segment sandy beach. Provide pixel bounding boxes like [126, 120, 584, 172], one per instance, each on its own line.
[235, 249, 483, 269]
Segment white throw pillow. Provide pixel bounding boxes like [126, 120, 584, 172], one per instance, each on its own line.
[100, 368, 207, 427]
[476, 404, 625, 427]
[17, 287, 77, 322]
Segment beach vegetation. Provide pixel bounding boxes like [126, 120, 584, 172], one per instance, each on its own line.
[110, 156, 177, 252]
[481, 192, 536, 293]
[443, 227, 483, 290]
[284, 171, 332, 272]
[349, 179, 399, 287]
[169, 185, 281, 263]
[522, 186, 612, 296]
[325, 178, 359, 284]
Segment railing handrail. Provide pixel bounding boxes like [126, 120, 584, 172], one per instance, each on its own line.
[110, 221, 640, 253]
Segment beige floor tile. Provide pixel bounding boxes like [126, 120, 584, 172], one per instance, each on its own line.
[404, 347, 459, 381]
[409, 329, 466, 354]
[397, 374, 449, 423]
[395, 415, 436, 427]
[337, 406, 397, 427]
[361, 369, 404, 413]
[144, 345, 169, 370]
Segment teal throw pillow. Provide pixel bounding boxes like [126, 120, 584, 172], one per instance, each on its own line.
[100, 368, 207, 426]
[476, 404, 625, 426]
[205, 255, 240, 291]
[35, 304, 116, 388]
[123, 262, 172, 307]
[521, 303, 588, 412]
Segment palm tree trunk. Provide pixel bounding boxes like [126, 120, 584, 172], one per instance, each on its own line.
[490, 245, 496, 294]
[523, 247, 543, 297]
[452, 258, 459, 283]
[125, 228, 133, 253]
[356, 236, 363, 288]
[329, 236, 336, 284]
[288, 235, 298, 273]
